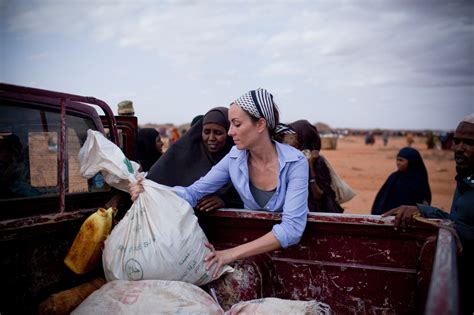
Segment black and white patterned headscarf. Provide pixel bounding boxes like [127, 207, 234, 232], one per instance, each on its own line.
[234, 88, 277, 130]
[274, 123, 296, 136]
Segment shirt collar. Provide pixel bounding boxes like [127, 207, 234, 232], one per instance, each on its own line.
[228, 141, 303, 164]
[274, 141, 303, 163]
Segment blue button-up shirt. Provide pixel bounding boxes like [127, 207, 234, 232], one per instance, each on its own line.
[174, 141, 309, 248]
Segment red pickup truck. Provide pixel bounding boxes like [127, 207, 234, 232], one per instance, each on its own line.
[0, 83, 137, 314]
[0, 83, 459, 314]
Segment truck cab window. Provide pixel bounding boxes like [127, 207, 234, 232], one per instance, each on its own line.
[0, 101, 110, 200]
[0, 133, 40, 198]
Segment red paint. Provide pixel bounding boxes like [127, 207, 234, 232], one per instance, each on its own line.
[199, 209, 459, 314]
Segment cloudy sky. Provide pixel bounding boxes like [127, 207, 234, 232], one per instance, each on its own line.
[1, 0, 473, 130]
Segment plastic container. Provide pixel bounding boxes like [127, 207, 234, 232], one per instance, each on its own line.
[64, 207, 115, 274]
[38, 278, 106, 315]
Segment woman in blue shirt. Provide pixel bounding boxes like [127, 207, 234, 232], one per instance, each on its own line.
[130, 88, 309, 278]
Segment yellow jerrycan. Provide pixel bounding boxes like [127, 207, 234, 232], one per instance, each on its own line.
[64, 207, 115, 274]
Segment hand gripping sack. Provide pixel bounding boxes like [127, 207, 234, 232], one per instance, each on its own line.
[79, 130, 232, 285]
[320, 155, 356, 204]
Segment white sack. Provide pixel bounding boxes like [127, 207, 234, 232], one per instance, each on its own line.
[72, 280, 224, 315]
[79, 130, 232, 285]
[79, 130, 141, 192]
[320, 155, 356, 204]
[225, 297, 332, 315]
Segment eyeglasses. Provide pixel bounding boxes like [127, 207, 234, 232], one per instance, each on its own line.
[453, 138, 474, 146]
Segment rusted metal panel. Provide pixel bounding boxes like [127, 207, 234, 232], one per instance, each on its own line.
[272, 259, 417, 314]
[59, 98, 66, 213]
[0, 208, 96, 234]
[199, 209, 456, 314]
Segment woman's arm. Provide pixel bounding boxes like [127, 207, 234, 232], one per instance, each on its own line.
[272, 155, 309, 248]
[129, 154, 232, 205]
[174, 154, 231, 207]
[204, 231, 280, 278]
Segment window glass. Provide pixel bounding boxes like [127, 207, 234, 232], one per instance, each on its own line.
[29, 131, 58, 188]
[0, 101, 109, 200]
[67, 128, 88, 193]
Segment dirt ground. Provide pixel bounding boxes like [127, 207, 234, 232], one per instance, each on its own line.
[322, 135, 456, 214]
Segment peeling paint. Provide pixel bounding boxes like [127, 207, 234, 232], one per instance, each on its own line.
[367, 249, 391, 258]
[0, 208, 95, 234]
[4, 207, 457, 314]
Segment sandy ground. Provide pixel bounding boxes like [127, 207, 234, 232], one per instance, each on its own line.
[322, 135, 456, 214]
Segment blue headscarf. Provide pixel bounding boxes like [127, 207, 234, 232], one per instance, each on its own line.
[372, 147, 432, 215]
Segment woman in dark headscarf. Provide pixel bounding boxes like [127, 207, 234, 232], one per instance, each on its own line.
[147, 107, 242, 210]
[371, 147, 431, 215]
[136, 128, 163, 172]
[286, 120, 344, 213]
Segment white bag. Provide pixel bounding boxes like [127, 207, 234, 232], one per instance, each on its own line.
[320, 155, 356, 204]
[225, 297, 332, 315]
[79, 130, 232, 285]
[72, 280, 224, 315]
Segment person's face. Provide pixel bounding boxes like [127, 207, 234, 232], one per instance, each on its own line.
[202, 123, 227, 154]
[283, 134, 299, 149]
[228, 104, 266, 150]
[155, 135, 163, 153]
[396, 156, 409, 172]
[453, 122, 474, 175]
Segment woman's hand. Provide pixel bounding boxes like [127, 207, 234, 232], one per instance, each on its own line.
[203, 233, 280, 278]
[128, 175, 144, 201]
[204, 243, 236, 278]
[196, 196, 225, 212]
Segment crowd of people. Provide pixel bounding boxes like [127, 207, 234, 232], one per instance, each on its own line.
[362, 129, 454, 150]
[124, 90, 472, 313]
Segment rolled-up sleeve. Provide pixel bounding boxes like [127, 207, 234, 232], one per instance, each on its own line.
[272, 157, 309, 248]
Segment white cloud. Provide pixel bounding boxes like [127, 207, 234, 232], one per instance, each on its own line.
[2, 0, 472, 129]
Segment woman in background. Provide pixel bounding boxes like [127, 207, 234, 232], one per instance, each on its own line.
[136, 128, 163, 172]
[372, 147, 431, 215]
[147, 107, 243, 210]
[282, 120, 344, 213]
